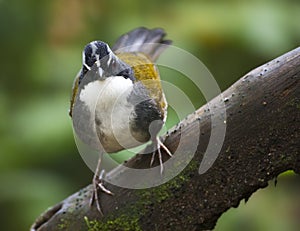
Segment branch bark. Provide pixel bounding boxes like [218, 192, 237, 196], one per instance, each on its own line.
[31, 47, 300, 231]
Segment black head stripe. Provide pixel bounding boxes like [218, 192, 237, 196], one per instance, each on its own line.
[93, 41, 110, 58]
[83, 41, 110, 68]
[80, 41, 135, 83]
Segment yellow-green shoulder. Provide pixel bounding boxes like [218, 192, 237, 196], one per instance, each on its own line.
[117, 52, 167, 119]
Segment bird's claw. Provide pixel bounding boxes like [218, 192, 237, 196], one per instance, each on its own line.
[150, 137, 172, 175]
[89, 170, 113, 214]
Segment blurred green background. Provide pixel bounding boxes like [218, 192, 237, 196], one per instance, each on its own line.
[0, 0, 299, 230]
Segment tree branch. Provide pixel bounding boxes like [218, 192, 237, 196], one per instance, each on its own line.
[31, 47, 300, 231]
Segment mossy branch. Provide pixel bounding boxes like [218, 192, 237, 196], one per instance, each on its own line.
[31, 47, 300, 231]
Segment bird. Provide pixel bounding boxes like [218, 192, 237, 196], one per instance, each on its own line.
[69, 27, 172, 213]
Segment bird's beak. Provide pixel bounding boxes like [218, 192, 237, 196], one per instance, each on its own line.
[93, 53, 131, 80]
[94, 60, 105, 79]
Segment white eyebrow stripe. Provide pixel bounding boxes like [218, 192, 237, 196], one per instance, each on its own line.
[83, 63, 91, 70]
[91, 41, 98, 56]
[82, 51, 86, 66]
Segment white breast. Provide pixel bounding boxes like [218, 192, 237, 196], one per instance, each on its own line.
[79, 76, 144, 152]
[79, 76, 133, 112]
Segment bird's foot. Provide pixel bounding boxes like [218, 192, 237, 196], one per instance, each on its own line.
[89, 170, 113, 214]
[150, 137, 172, 174]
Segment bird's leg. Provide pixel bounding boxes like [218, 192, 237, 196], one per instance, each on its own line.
[90, 155, 102, 213]
[150, 136, 172, 174]
[90, 153, 113, 214]
[98, 169, 114, 195]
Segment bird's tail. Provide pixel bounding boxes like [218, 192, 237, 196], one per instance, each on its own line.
[112, 27, 172, 61]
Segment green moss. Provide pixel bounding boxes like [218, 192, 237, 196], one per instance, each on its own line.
[57, 218, 69, 230]
[139, 159, 198, 205]
[84, 215, 142, 231]
[84, 159, 198, 231]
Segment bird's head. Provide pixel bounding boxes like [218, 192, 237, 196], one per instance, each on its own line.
[69, 41, 135, 117]
[80, 41, 135, 84]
